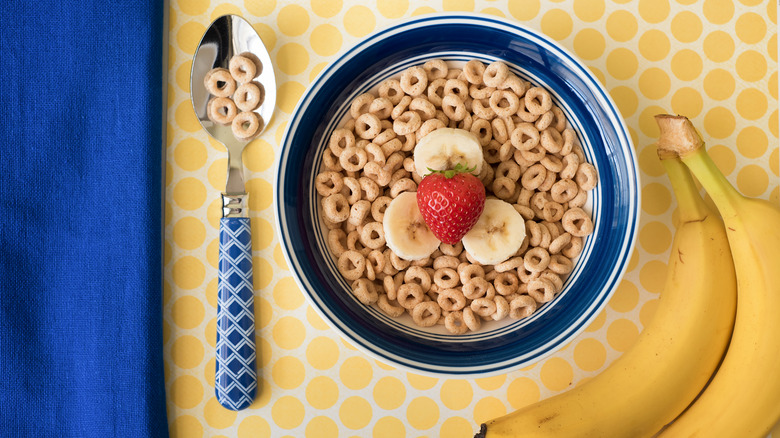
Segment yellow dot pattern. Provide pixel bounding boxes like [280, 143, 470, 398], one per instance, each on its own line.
[164, 0, 779, 435]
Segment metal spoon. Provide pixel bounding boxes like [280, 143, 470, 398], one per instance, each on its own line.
[190, 14, 276, 411]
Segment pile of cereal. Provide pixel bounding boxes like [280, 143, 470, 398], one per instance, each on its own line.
[204, 52, 266, 141]
[315, 59, 598, 334]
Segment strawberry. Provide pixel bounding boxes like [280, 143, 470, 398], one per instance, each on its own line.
[416, 164, 486, 244]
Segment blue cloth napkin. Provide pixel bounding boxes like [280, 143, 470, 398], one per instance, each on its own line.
[0, 1, 169, 437]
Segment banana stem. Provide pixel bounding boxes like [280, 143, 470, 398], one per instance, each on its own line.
[654, 114, 743, 219]
[660, 158, 710, 223]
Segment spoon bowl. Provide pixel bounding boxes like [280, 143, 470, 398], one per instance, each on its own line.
[190, 14, 275, 411]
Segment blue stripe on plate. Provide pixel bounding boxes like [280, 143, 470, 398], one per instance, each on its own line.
[274, 13, 639, 377]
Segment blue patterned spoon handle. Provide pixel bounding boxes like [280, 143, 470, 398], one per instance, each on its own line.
[215, 217, 257, 410]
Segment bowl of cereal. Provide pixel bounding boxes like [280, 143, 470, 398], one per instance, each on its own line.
[275, 13, 639, 377]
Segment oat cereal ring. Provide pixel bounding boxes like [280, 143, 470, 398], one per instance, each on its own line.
[519, 165, 546, 192]
[551, 106, 567, 132]
[562, 236, 584, 259]
[464, 60, 486, 85]
[524, 247, 551, 273]
[437, 288, 467, 311]
[494, 257, 524, 273]
[494, 272, 520, 296]
[515, 97, 539, 123]
[442, 94, 468, 122]
[561, 128, 577, 156]
[528, 278, 556, 303]
[358, 221, 385, 249]
[378, 78, 405, 105]
[417, 119, 445, 140]
[398, 132, 416, 152]
[470, 298, 497, 317]
[322, 193, 350, 223]
[370, 197, 393, 224]
[351, 278, 378, 305]
[400, 66, 428, 96]
[510, 123, 541, 151]
[446, 68, 463, 80]
[229, 54, 259, 83]
[207, 97, 237, 125]
[383, 152, 405, 174]
[329, 128, 356, 157]
[445, 311, 469, 334]
[540, 127, 564, 154]
[486, 144, 504, 166]
[233, 111, 264, 140]
[354, 113, 381, 140]
[363, 162, 392, 187]
[433, 256, 460, 271]
[410, 97, 436, 120]
[403, 266, 431, 292]
[492, 296, 510, 321]
[495, 161, 521, 182]
[462, 277, 492, 300]
[492, 177, 517, 201]
[422, 58, 449, 80]
[426, 78, 447, 107]
[338, 250, 366, 281]
[471, 98, 495, 120]
[576, 163, 599, 191]
[542, 202, 565, 223]
[478, 159, 495, 186]
[378, 294, 405, 317]
[569, 189, 588, 209]
[412, 301, 441, 327]
[379, 138, 402, 157]
[549, 254, 573, 275]
[469, 82, 496, 101]
[499, 74, 527, 96]
[491, 118, 510, 143]
[483, 61, 510, 88]
[463, 307, 481, 332]
[322, 149, 343, 171]
[383, 272, 403, 300]
[534, 110, 554, 131]
[204, 68, 236, 97]
[359, 177, 381, 203]
[346, 231, 367, 253]
[541, 154, 564, 173]
[489, 89, 521, 118]
[549, 232, 572, 255]
[389, 169, 411, 188]
[470, 118, 493, 147]
[397, 283, 425, 310]
[539, 270, 564, 292]
[525, 220, 542, 246]
[562, 208, 594, 237]
[350, 92, 375, 119]
[433, 268, 460, 289]
[517, 263, 541, 284]
[327, 229, 348, 258]
[525, 87, 553, 115]
[539, 171, 558, 193]
[342, 176, 361, 203]
[338, 147, 367, 173]
[521, 144, 547, 163]
[365, 100, 392, 123]
[366, 249, 386, 275]
[364, 143, 386, 167]
[440, 242, 464, 257]
[509, 295, 538, 319]
[393, 111, 422, 136]
[315, 171, 344, 197]
[458, 263, 485, 285]
[542, 221, 563, 240]
[514, 204, 535, 221]
[560, 153, 580, 180]
[551, 179, 578, 204]
[233, 82, 263, 112]
[389, 178, 417, 198]
[443, 79, 469, 103]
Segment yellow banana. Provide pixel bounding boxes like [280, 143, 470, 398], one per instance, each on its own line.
[655, 115, 780, 438]
[475, 152, 737, 437]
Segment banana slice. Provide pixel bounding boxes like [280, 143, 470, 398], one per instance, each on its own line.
[383, 192, 441, 261]
[413, 128, 483, 177]
[462, 198, 526, 265]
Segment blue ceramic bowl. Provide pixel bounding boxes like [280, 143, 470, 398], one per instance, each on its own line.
[275, 14, 639, 377]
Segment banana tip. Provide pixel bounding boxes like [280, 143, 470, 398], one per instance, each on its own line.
[655, 114, 704, 158]
[474, 424, 487, 438]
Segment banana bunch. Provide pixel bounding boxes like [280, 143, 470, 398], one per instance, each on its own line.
[475, 129, 738, 437]
[653, 115, 780, 437]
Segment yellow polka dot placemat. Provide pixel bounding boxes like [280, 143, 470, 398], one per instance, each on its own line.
[163, 1, 780, 436]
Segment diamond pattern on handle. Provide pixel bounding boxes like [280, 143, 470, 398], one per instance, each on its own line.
[215, 217, 256, 410]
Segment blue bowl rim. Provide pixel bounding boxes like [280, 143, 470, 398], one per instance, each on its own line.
[274, 12, 640, 378]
